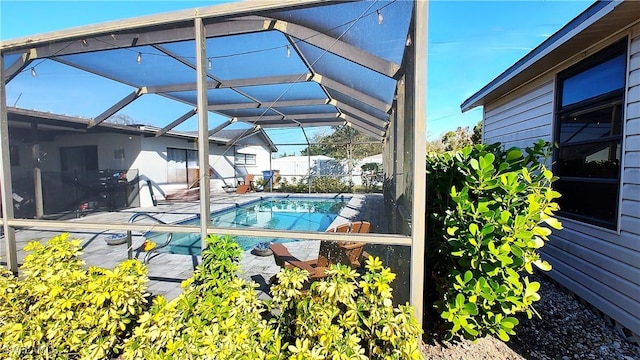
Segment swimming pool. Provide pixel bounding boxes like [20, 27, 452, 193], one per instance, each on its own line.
[146, 196, 351, 255]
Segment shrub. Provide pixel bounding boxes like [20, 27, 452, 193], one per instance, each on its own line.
[124, 235, 424, 359]
[0, 233, 149, 359]
[122, 234, 281, 359]
[278, 176, 353, 193]
[361, 162, 382, 193]
[425, 141, 562, 341]
[270, 258, 424, 359]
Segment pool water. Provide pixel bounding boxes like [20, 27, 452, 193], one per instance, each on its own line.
[147, 196, 351, 255]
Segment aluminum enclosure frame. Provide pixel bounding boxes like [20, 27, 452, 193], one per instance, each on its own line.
[0, 0, 427, 322]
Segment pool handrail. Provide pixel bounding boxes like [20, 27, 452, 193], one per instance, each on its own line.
[128, 212, 168, 225]
[127, 212, 173, 264]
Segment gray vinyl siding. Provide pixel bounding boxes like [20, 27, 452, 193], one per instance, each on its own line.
[626, 33, 640, 245]
[481, 32, 640, 337]
[483, 79, 554, 149]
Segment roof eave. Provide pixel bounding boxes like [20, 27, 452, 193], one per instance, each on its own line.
[7, 107, 145, 135]
[6, 107, 233, 143]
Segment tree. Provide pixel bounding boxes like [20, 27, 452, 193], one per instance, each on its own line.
[300, 126, 380, 160]
[441, 126, 473, 151]
[471, 120, 483, 144]
[106, 114, 137, 125]
[426, 138, 446, 154]
[360, 162, 382, 192]
[300, 140, 324, 156]
[426, 123, 482, 154]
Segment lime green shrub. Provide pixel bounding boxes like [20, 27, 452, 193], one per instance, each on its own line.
[124, 235, 424, 359]
[122, 235, 284, 359]
[122, 279, 281, 359]
[425, 141, 562, 341]
[0, 233, 149, 359]
[271, 257, 424, 359]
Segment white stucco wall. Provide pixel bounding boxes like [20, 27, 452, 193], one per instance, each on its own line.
[135, 136, 245, 196]
[37, 132, 142, 172]
[9, 126, 275, 202]
[233, 144, 273, 181]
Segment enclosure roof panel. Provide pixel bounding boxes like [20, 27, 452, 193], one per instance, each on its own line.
[269, 1, 412, 64]
[1, 0, 412, 138]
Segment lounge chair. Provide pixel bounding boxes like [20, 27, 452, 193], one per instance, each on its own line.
[236, 174, 255, 194]
[270, 221, 371, 282]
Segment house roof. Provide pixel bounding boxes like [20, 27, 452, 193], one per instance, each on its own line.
[460, 0, 640, 112]
[2, 0, 413, 142]
[185, 128, 278, 152]
[6, 106, 275, 149]
[7, 106, 163, 136]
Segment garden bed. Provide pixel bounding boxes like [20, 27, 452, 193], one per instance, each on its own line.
[422, 273, 640, 359]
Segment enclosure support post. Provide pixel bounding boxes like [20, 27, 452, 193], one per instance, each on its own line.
[127, 230, 133, 260]
[410, 0, 428, 326]
[0, 54, 18, 273]
[308, 153, 311, 194]
[32, 122, 44, 219]
[195, 17, 211, 250]
[348, 128, 353, 187]
[302, 127, 312, 194]
[33, 167, 43, 219]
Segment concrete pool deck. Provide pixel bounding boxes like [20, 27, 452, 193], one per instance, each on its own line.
[1, 192, 389, 301]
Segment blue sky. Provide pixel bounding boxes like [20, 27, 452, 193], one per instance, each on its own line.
[1, 0, 593, 142]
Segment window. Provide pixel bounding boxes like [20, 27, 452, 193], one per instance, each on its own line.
[554, 40, 627, 229]
[235, 153, 256, 165]
[60, 145, 98, 171]
[114, 148, 125, 160]
[167, 148, 198, 183]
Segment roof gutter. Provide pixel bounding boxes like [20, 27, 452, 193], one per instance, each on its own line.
[460, 0, 619, 112]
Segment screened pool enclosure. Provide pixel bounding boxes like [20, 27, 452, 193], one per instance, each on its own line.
[0, 0, 427, 321]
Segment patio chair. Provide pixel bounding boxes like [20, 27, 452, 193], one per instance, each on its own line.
[236, 174, 255, 194]
[269, 221, 371, 283]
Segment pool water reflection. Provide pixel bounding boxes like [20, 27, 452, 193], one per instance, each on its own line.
[147, 196, 351, 255]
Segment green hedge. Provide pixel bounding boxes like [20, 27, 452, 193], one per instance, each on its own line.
[425, 141, 562, 341]
[278, 176, 353, 193]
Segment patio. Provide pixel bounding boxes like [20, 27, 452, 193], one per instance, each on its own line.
[1, 192, 390, 301]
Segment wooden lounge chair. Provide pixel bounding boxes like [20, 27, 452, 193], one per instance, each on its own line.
[270, 221, 371, 283]
[236, 174, 255, 194]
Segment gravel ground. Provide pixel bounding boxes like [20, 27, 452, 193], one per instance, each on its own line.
[421, 273, 640, 359]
